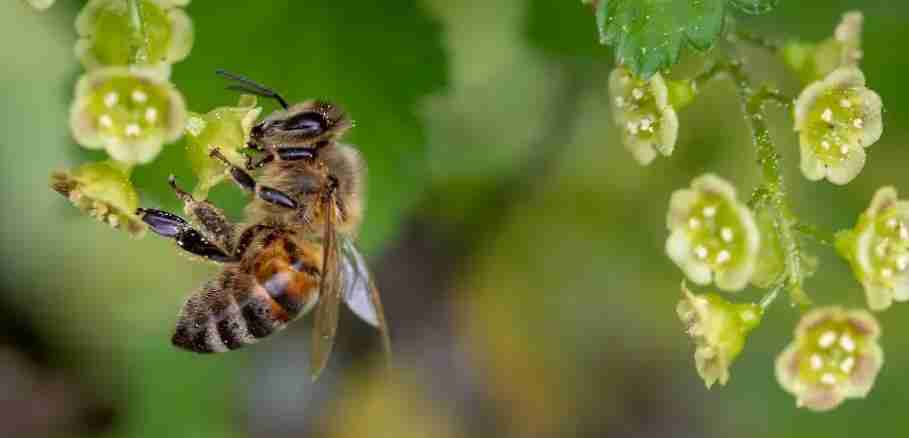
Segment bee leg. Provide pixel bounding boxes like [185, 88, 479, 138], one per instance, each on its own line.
[168, 175, 237, 253]
[137, 208, 237, 263]
[245, 153, 274, 170]
[210, 148, 299, 210]
[275, 147, 317, 161]
[246, 147, 315, 170]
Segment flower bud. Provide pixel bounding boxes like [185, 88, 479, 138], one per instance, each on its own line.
[677, 284, 762, 388]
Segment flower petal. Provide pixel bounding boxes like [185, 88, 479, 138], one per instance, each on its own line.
[714, 261, 754, 292]
[667, 189, 698, 230]
[165, 8, 194, 64]
[826, 147, 866, 185]
[691, 174, 737, 202]
[826, 66, 867, 89]
[844, 344, 884, 398]
[775, 342, 802, 394]
[799, 141, 826, 181]
[859, 88, 883, 147]
[655, 107, 678, 156]
[666, 232, 711, 285]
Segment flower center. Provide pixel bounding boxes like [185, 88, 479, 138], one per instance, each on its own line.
[89, 77, 170, 142]
[799, 321, 864, 387]
[805, 88, 866, 164]
[871, 212, 909, 284]
[685, 195, 744, 268]
[615, 80, 662, 142]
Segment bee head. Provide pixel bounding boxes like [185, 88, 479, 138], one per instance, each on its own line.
[250, 100, 352, 148]
[215, 70, 352, 148]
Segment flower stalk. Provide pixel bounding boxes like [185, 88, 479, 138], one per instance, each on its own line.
[722, 60, 812, 307]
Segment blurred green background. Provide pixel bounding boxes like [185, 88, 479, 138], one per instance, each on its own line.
[1, 1, 907, 437]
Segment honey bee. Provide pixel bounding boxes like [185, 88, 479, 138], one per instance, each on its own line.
[137, 70, 390, 379]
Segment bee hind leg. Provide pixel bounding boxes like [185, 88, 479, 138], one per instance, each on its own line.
[210, 148, 299, 210]
[137, 208, 238, 263]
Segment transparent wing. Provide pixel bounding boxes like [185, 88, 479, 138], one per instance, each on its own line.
[339, 236, 392, 365]
[311, 195, 342, 381]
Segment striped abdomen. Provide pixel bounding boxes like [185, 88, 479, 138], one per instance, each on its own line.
[172, 237, 322, 353]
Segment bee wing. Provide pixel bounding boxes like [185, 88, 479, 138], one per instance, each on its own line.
[311, 195, 342, 381]
[339, 236, 392, 364]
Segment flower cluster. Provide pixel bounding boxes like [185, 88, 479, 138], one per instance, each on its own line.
[75, 0, 193, 74]
[677, 284, 762, 388]
[185, 95, 262, 199]
[56, 0, 194, 235]
[837, 187, 909, 311]
[608, 66, 679, 165]
[631, 7, 893, 413]
[776, 307, 883, 411]
[666, 174, 760, 291]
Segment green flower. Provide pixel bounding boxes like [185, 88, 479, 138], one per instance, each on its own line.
[70, 67, 187, 164]
[782, 11, 864, 85]
[837, 187, 909, 311]
[794, 67, 883, 185]
[776, 307, 883, 411]
[26, 0, 56, 10]
[51, 161, 145, 237]
[677, 284, 762, 388]
[185, 95, 262, 199]
[75, 0, 193, 73]
[608, 66, 679, 165]
[666, 174, 760, 291]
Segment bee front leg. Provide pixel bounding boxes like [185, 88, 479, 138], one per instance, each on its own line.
[167, 175, 237, 254]
[210, 148, 299, 210]
[136, 208, 237, 263]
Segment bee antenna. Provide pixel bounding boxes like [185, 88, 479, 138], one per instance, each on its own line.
[216, 69, 289, 110]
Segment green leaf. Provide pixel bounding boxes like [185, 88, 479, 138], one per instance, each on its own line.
[728, 0, 780, 15]
[595, 0, 725, 79]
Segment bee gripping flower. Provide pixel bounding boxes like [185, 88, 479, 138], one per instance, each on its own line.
[794, 67, 883, 185]
[776, 307, 883, 411]
[837, 187, 909, 311]
[608, 66, 679, 165]
[51, 161, 145, 237]
[678, 285, 762, 388]
[70, 67, 187, 165]
[185, 95, 262, 199]
[666, 174, 760, 291]
[75, 0, 194, 72]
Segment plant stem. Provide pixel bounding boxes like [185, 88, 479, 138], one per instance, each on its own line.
[127, 0, 148, 64]
[723, 60, 812, 308]
[759, 283, 784, 311]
